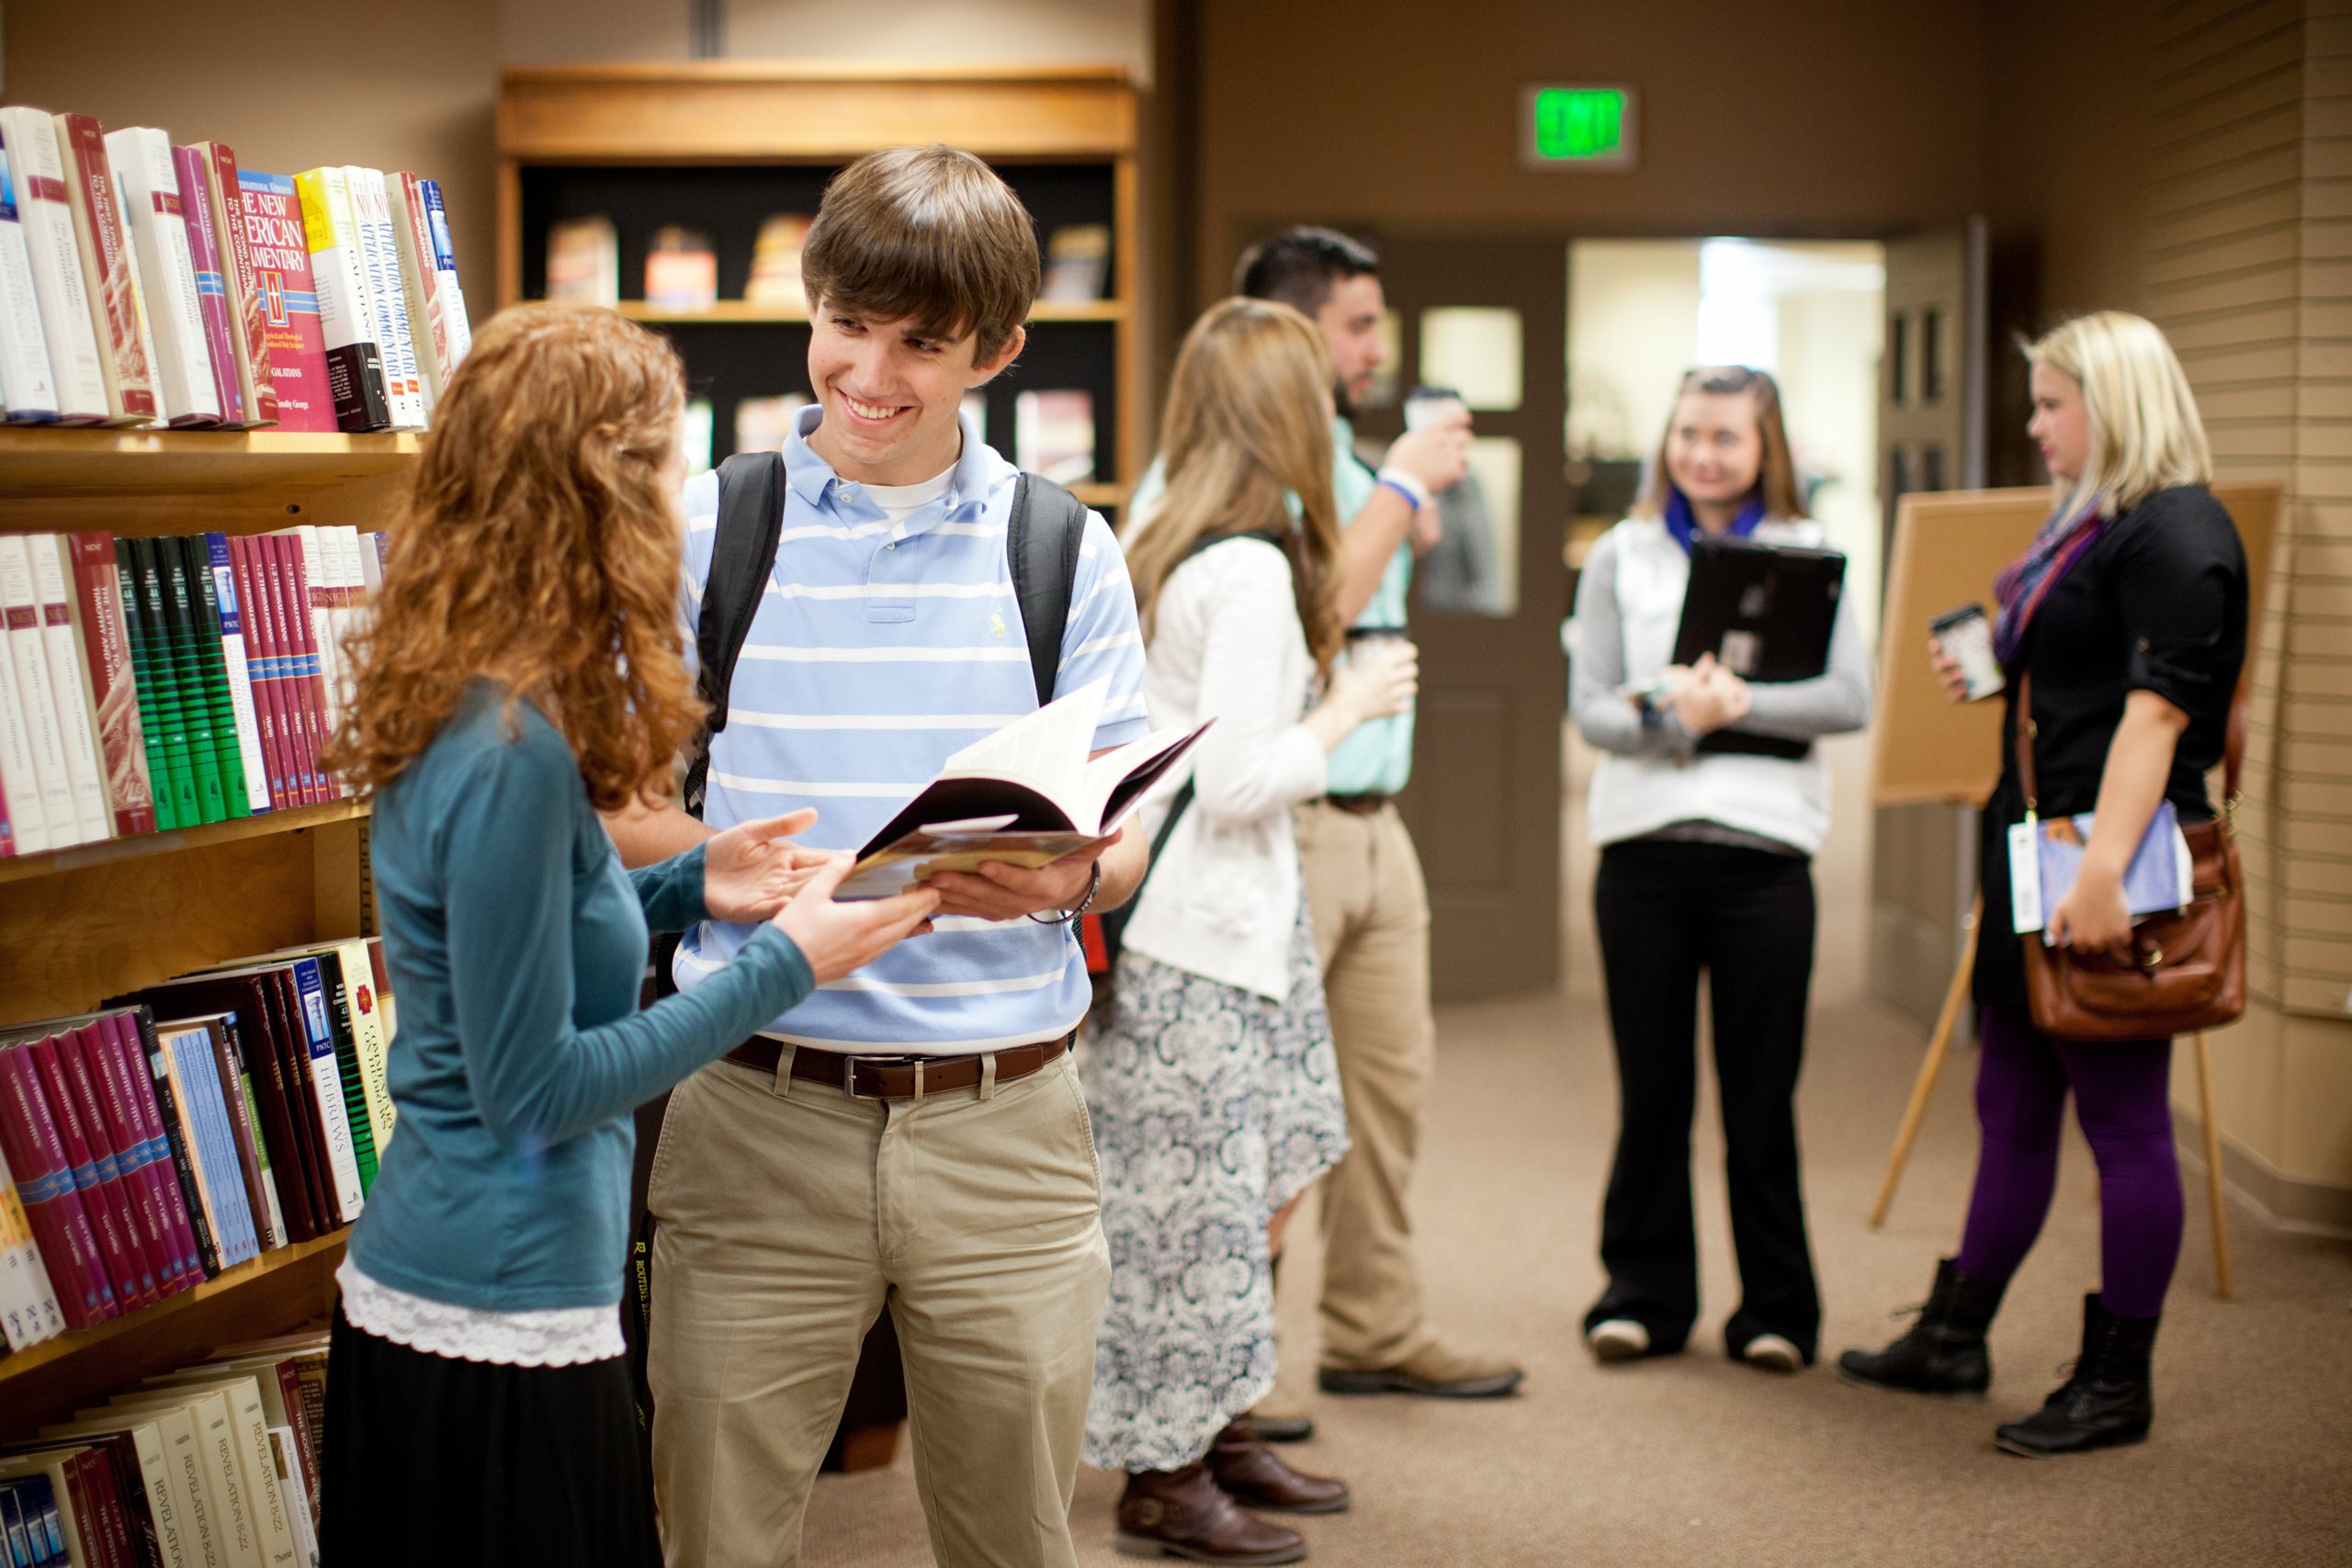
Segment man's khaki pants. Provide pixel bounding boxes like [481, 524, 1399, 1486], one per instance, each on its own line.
[1295, 799, 1440, 1371]
[646, 1049, 1109, 1568]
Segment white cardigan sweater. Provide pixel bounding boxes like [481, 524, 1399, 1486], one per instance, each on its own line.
[1570, 515, 1873, 856]
[1118, 537, 1328, 1001]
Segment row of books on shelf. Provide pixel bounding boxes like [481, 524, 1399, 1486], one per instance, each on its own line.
[0, 105, 470, 434]
[548, 210, 1111, 311]
[3, 1325, 328, 1568]
[0, 525, 379, 857]
[0, 937, 393, 1352]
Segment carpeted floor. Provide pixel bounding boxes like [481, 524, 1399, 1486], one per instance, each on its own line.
[801, 729, 2352, 1566]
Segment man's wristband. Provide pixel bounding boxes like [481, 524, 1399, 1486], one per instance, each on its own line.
[1026, 860, 1101, 925]
[1375, 467, 1432, 511]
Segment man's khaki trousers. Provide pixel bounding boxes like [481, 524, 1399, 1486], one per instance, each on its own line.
[1295, 799, 1440, 1371]
[646, 1050, 1109, 1568]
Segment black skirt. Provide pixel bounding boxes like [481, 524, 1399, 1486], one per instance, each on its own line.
[321, 1307, 659, 1568]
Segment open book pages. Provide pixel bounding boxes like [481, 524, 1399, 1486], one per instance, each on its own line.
[2007, 799, 2195, 937]
[835, 679, 1211, 900]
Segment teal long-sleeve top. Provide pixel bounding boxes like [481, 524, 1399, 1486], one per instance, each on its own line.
[345, 680, 814, 1312]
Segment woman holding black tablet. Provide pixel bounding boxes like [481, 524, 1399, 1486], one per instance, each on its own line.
[1568, 367, 1871, 1374]
[1839, 312, 2244, 1458]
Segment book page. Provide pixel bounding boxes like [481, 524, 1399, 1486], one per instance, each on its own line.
[938, 678, 1107, 817]
[1076, 723, 1204, 830]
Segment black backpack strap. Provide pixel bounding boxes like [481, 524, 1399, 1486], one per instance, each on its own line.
[1006, 473, 1089, 708]
[682, 450, 788, 818]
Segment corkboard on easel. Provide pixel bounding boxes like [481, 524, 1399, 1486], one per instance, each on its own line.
[1870, 480, 2282, 808]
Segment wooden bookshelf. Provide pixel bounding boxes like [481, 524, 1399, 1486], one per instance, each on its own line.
[0, 434, 399, 1437]
[499, 62, 1140, 502]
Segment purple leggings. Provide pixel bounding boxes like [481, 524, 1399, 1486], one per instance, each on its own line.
[1953, 1006, 2183, 1318]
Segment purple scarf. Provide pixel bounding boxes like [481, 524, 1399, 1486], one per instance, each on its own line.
[1993, 500, 2108, 665]
[1663, 489, 1766, 554]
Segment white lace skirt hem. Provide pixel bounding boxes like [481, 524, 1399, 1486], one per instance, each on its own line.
[336, 1257, 625, 1368]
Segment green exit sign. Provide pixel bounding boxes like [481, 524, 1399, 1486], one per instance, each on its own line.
[1521, 85, 1637, 170]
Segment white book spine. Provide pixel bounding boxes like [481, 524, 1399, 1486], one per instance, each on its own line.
[297, 167, 383, 429]
[390, 175, 446, 402]
[268, 1429, 319, 1568]
[0, 533, 85, 845]
[0, 110, 106, 421]
[0, 143, 57, 421]
[129, 1423, 191, 1568]
[346, 170, 422, 429]
[204, 536, 270, 814]
[324, 527, 367, 726]
[0, 1141, 63, 1346]
[0, 597, 44, 852]
[422, 179, 470, 367]
[105, 128, 220, 424]
[220, 1380, 301, 1568]
[28, 534, 109, 840]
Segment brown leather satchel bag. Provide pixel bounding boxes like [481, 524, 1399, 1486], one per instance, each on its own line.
[2015, 671, 2249, 1042]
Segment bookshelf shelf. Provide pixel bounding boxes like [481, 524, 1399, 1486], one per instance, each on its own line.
[613, 299, 1127, 324]
[0, 1230, 348, 1442]
[0, 798, 368, 887]
[0, 430, 420, 496]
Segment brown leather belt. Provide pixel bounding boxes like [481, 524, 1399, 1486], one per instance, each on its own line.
[722, 1033, 1072, 1100]
[1321, 793, 1392, 815]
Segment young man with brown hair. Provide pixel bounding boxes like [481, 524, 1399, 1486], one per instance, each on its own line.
[606, 144, 1150, 1567]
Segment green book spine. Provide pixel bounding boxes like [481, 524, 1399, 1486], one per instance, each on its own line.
[153, 538, 229, 825]
[316, 959, 378, 1192]
[122, 537, 198, 831]
[175, 536, 250, 820]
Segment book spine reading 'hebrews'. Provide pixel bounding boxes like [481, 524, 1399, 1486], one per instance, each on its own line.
[235, 171, 332, 433]
[52, 112, 160, 426]
[0, 109, 107, 423]
[104, 127, 221, 427]
[171, 145, 246, 427]
[292, 167, 389, 432]
[193, 142, 277, 427]
[0, 136, 60, 423]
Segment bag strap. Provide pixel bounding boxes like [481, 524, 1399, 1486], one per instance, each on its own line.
[683, 451, 789, 818]
[1007, 473, 1089, 710]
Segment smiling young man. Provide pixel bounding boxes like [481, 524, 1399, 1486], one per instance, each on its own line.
[605, 146, 1148, 1568]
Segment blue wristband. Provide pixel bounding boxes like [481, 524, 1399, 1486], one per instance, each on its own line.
[1378, 478, 1423, 511]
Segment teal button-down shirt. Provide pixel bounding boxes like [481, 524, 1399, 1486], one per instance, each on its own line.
[1130, 413, 1414, 795]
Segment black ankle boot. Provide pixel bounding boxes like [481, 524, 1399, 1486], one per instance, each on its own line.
[1837, 1258, 2007, 1400]
[1995, 1294, 2157, 1457]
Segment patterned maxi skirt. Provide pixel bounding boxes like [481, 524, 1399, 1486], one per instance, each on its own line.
[1081, 894, 1352, 1472]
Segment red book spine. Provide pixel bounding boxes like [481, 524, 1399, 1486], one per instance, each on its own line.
[172, 145, 246, 427]
[72, 1448, 134, 1568]
[97, 1010, 204, 1290]
[0, 1043, 116, 1326]
[267, 536, 331, 804]
[58, 1451, 107, 1568]
[275, 1359, 323, 1527]
[28, 1033, 157, 1313]
[56, 114, 158, 423]
[234, 171, 334, 433]
[205, 142, 279, 425]
[65, 1022, 185, 1299]
[67, 532, 158, 835]
[228, 535, 295, 810]
[254, 535, 317, 806]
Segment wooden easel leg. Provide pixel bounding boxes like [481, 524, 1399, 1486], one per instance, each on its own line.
[2194, 1029, 2234, 1302]
[1870, 892, 1983, 1228]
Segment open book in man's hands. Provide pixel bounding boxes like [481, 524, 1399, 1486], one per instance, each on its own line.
[834, 679, 1211, 899]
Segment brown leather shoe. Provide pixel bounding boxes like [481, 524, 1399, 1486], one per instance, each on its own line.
[1208, 1419, 1350, 1514]
[1317, 1341, 1524, 1399]
[1114, 1465, 1307, 1563]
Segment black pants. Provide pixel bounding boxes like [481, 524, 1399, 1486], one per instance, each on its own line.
[1586, 839, 1822, 1359]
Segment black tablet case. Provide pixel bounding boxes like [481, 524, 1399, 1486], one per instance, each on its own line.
[1670, 536, 1846, 683]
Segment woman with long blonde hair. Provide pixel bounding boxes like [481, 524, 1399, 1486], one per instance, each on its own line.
[1083, 299, 1413, 1564]
[1841, 311, 2246, 1458]
[317, 303, 934, 1567]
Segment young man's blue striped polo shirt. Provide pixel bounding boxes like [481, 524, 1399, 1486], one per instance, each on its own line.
[671, 404, 1150, 1055]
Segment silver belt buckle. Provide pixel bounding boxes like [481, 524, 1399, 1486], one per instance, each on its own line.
[842, 1054, 919, 1100]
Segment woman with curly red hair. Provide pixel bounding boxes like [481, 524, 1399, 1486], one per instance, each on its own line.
[316, 303, 936, 1568]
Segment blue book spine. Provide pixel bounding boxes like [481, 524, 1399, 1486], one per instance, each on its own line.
[0, 1485, 32, 1568]
[170, 1026, 257, 1268]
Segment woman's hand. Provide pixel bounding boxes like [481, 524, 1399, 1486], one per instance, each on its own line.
[774, 854, 941, 985]
[704, 807, 834, 923]
[1305, 641, 1418, 750]
[2046, 863, 2133, 954]
[1927, 637, 1972, 704]
[1671, 653, 1751, 736]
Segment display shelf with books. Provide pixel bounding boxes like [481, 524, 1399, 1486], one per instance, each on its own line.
[0, 413, 403, 1449]
[499, 63, 1139, 511]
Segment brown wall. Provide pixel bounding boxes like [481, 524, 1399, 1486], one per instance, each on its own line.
[7, 1, 501, 332]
